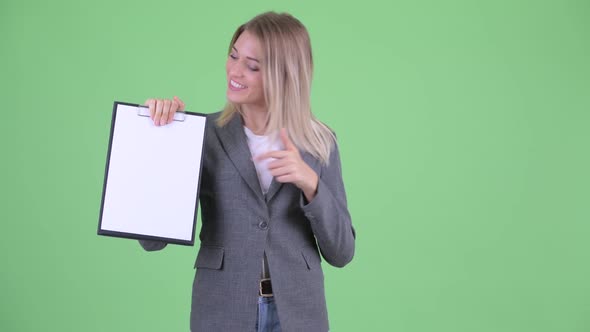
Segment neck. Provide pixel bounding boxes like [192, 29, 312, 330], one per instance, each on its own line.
[241, 104, 268, 135]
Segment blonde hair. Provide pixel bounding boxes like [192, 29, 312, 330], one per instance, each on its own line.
[217, 11, 336, 165]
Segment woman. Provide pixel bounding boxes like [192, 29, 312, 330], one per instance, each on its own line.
[140, 11, 355, 332]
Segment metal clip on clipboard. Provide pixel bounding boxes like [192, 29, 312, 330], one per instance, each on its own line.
[137, 105, 187, 122]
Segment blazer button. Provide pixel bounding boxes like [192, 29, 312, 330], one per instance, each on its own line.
[258, 221, 268, 230]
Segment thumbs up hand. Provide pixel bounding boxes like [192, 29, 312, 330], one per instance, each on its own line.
[255, 128, 319, 202]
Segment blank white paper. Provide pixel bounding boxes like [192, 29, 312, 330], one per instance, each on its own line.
[100, 103, 206, 242]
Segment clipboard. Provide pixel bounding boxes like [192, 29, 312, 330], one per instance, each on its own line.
[98, 101, 207, 246]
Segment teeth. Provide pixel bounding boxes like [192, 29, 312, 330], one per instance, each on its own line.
[230, 80, 246, 89]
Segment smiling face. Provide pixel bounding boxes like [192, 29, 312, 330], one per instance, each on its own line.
[226, 30, 265, 111]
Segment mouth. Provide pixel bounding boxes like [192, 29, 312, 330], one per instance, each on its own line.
[229, 79, 247, 91]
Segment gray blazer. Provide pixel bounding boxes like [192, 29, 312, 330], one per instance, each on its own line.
[139, 111, 355, 332]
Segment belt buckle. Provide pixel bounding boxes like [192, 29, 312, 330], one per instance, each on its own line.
[259, 278, 273, 297]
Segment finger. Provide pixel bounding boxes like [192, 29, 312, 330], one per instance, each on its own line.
[145, 99, 156, 121]
[160, 99, 171, 126]
[167, 99, 179, 124]
[154, 99, 164, 126]
[269, 165, 295, 178]
[275, 174, 295, 183]
[267, 158, 290, 170]
[280, 128, 297, 151]
[174, 96, 185, 111]
[255, 150, 289, 161]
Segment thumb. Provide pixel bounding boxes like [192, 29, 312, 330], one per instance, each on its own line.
[174, 96, 186, 111]
[280, 128, 297, 151]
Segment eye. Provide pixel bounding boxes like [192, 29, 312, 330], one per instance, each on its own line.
[248, 66, 259, 72]
[229, 53, 237, 60]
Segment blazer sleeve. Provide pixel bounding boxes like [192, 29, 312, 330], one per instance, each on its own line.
[300, 140, 356, 268]
[138, 239, 167, 251]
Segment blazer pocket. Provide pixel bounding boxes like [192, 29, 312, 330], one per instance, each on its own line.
[194, 245, 225, 270]
[301, 245, 321, 270]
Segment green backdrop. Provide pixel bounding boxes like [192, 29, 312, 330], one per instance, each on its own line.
[2, 0, 589, 331]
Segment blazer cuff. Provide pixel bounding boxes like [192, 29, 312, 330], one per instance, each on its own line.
[138, 239, 168, 252]
[300, 177, 328, 219]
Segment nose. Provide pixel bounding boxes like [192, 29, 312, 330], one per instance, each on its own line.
[228, 60, 243, 77]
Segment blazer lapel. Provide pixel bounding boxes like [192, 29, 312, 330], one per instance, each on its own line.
[214, 114, 265, 202]
[265, 178, 282, 203]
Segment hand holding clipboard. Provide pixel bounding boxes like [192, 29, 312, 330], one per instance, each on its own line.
[144, 96, 186, 127]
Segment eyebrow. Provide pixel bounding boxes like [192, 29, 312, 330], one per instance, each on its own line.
[232, 46, 260, 63]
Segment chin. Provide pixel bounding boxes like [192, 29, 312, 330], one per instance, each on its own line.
[226, 96, 243, 104]
[227, 93, 249, 104]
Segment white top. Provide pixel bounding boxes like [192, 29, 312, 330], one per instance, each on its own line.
[244, 126, 283, 279]
[243, 126, 283, 194]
